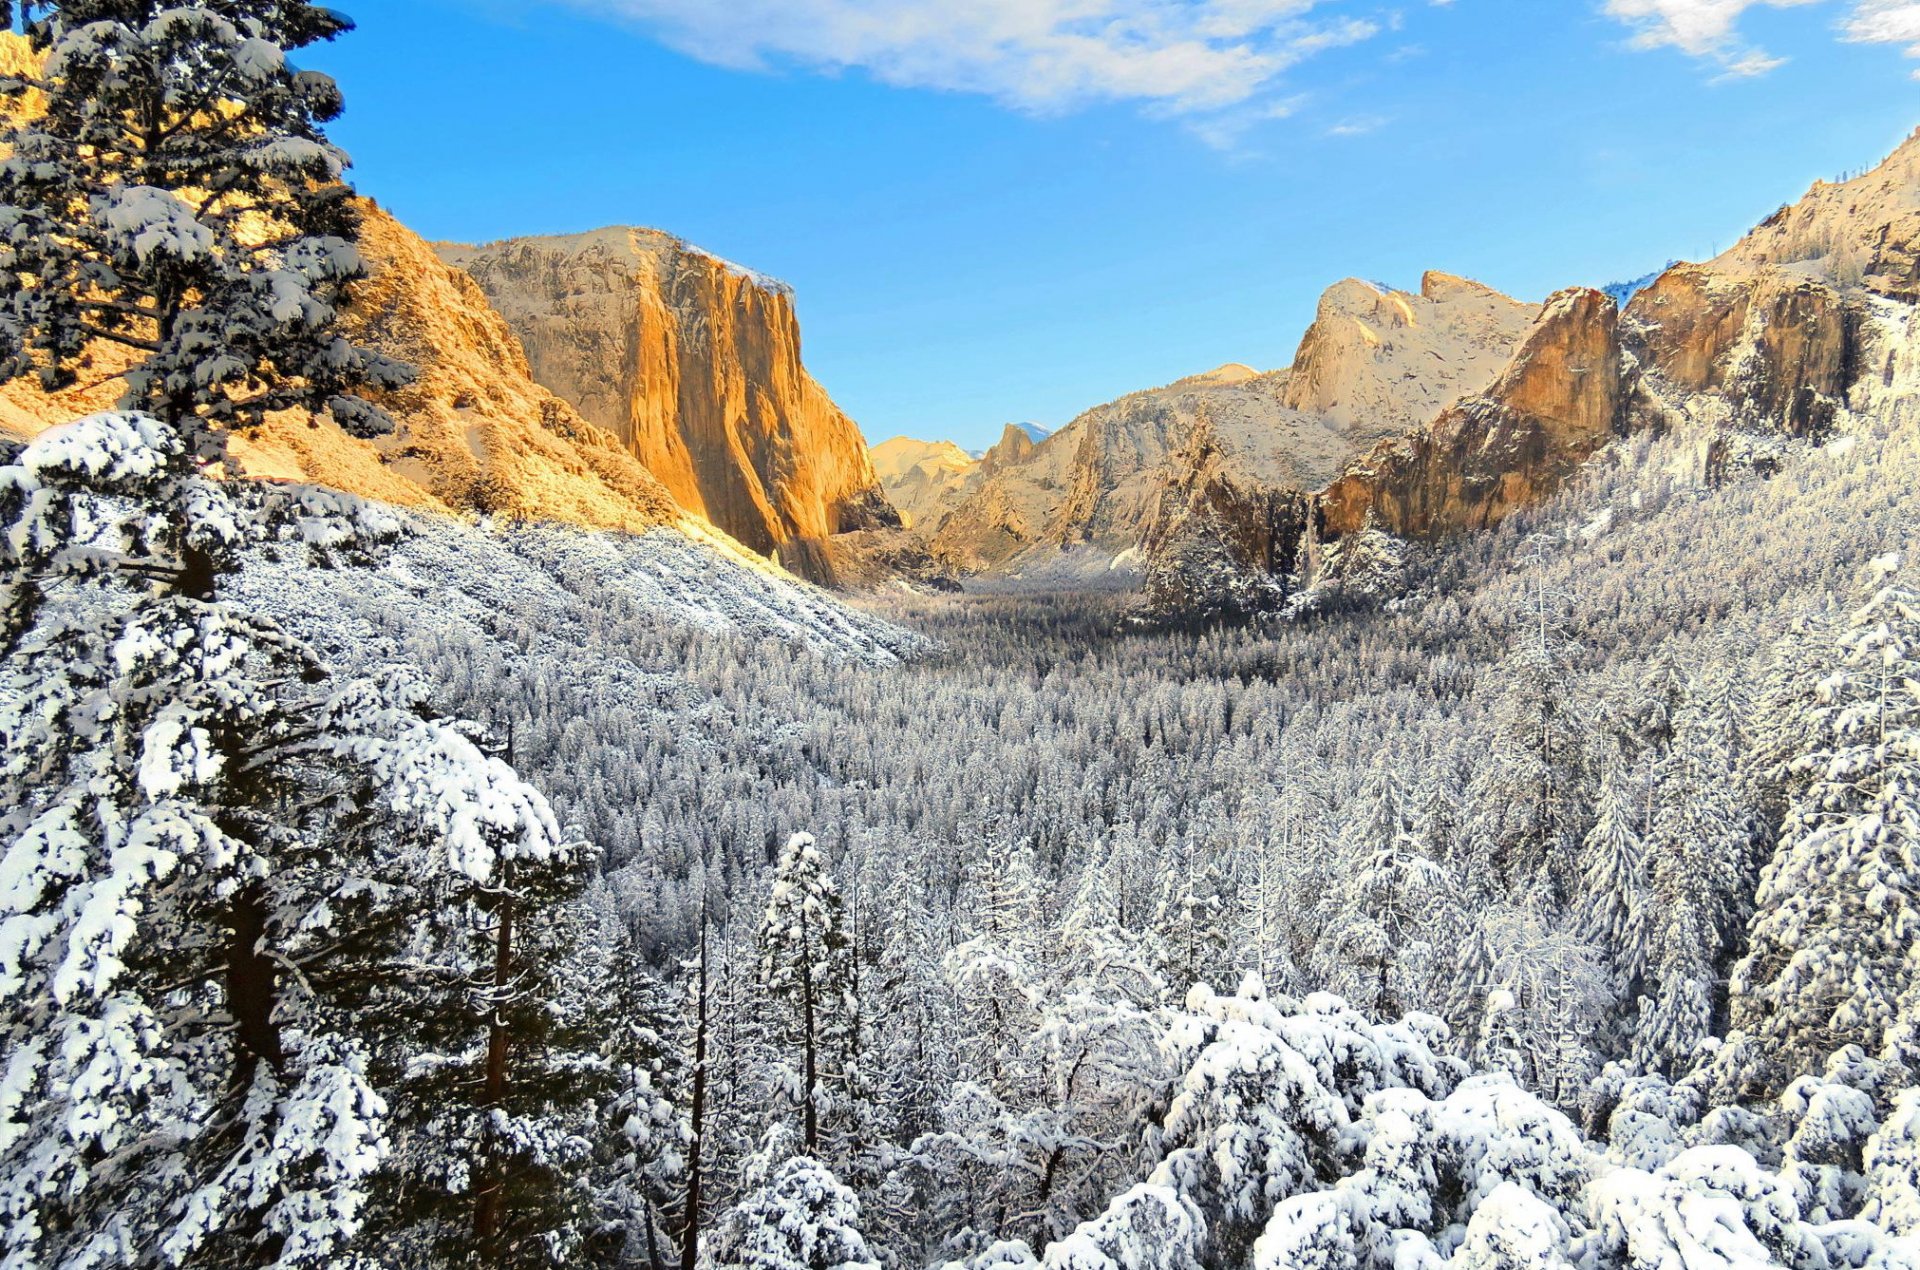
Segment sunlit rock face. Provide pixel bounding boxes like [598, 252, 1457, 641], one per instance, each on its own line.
[1, 201, 687, 537]
[1146, 131, 1920, 620]
[438, 229, 899, 583]
[927, 269, 1541, 585]
[1312, 286, 1627, 545]
[870, 436, 979, 531]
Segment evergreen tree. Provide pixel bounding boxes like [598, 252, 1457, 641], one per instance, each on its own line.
[1321, 762, 1455, 1019]
[1465, 576, 1588, 900]
[1574, 753, 1650, 994]
[721, 1155, 881, 1270]
[1631, 895, 1715, 1080]
[1729, 559, 1920, 1090]
[759, 831, 856, 1159]
[0, 416, 600, 1266]
[1151, 829, 1229, 997]
[0, 0, 408, 460]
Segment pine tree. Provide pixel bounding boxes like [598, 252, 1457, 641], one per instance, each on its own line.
[1729, 559, 1920, 1090]
[0, 0, 408, 459]
[721, 1155, 881, 1270]
[946, 839, 1045, 1098]
[1321, 761, 1455, 1019]
[1631, 895, 1715, 1079]
[759, 831, 856, 1159]
[1574, 754, 1650, 993]
[1465, 577, 1588, 900]
[0, 416, 601, 1266]
[1151, 830, 1230, 997]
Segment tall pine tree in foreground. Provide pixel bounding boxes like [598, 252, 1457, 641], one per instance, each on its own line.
[759, 832, 857, 1161]
[0, 5, 622, 1265]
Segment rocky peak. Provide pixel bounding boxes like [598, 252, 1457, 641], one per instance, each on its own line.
[3, 201, 690, 538]
[1310, 286, 1625, 547]
[1280, 274, 1538, 441]
[870, 435, 978, 530]
[982, 422, 1041, 469]
[1708, 125, 1920, 297]
[440, 228, 899, 584]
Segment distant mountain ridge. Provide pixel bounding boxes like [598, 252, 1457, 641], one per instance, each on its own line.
[913, 270, 1539, 583]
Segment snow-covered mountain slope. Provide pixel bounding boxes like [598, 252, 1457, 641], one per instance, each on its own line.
[230, 500, 921, 679]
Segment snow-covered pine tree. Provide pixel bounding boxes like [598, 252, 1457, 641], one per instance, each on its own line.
[0, 416, 601, 1266]
[1150, 829, 1230, 996]
[1464, 573, 1589, 901]
[0, 12, 622, 1261]
[1574, 753, 1651, 996]
[1320, 761, 1456, 1019]
[946, 838, 1046, 1098]
[0, 0, 409, 466]
[721, 1155, 881, 1270]
[1631, 895, 1716, 1080]
[1728, 557, 1920, 1091]
[759, 831, 856, 1159]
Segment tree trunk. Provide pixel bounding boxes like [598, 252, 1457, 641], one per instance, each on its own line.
[474, 860, 517, 1245]
[680, 920, 709, 1270]
[226, 884, 283, 1089]
[799, 938, 819, 1156]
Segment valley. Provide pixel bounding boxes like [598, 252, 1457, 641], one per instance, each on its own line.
[5, 5, 1920, 1267]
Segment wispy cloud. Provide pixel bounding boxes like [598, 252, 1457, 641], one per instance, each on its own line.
[1843, 0, 1920, 73]
[1605, 0, 1920, 75]
[1327, 113, 1388, 135]
[560, 0, 1393, 142]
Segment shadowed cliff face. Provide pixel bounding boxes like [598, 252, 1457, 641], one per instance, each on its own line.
[438, 229, 899, 584]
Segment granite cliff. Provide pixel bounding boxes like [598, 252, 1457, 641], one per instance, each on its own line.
[439, 230, 900, 583]
[1, 200, 698, 539]
[1141, 129, 1920, 619]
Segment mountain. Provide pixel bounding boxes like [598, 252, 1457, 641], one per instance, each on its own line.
[870, 435, 978, 529]
[1142, 128, 1920, 619]
[0, 200, 706, 538]
[929, 272, 1537, 580]
[438, 229, 900, 584]
[1308, 285, 1625, 545]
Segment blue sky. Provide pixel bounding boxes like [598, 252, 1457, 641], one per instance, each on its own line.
[315, 1, 1920, 451]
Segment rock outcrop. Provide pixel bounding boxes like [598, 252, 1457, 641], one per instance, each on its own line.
[871, 435, 978, 530]
[1, 201, 692, 537]
[439, 229, 899, 583]
[1312, 287, 1627, 544]
[1146, 130, 1920, 621]
[1616, 129, 1920, 441]
[1281, 272, 1539, 435]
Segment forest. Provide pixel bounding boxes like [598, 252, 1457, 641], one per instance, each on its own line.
[4, 2, 1920, 1268]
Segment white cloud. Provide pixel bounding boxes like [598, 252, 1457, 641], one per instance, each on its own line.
[1602, 0, 1819, 73]
[1327, 113, 1388, 135]
[563, 0, 1384, 123]
[1606, 0, 1920, 75]
[1843, 0, 1920, 71]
